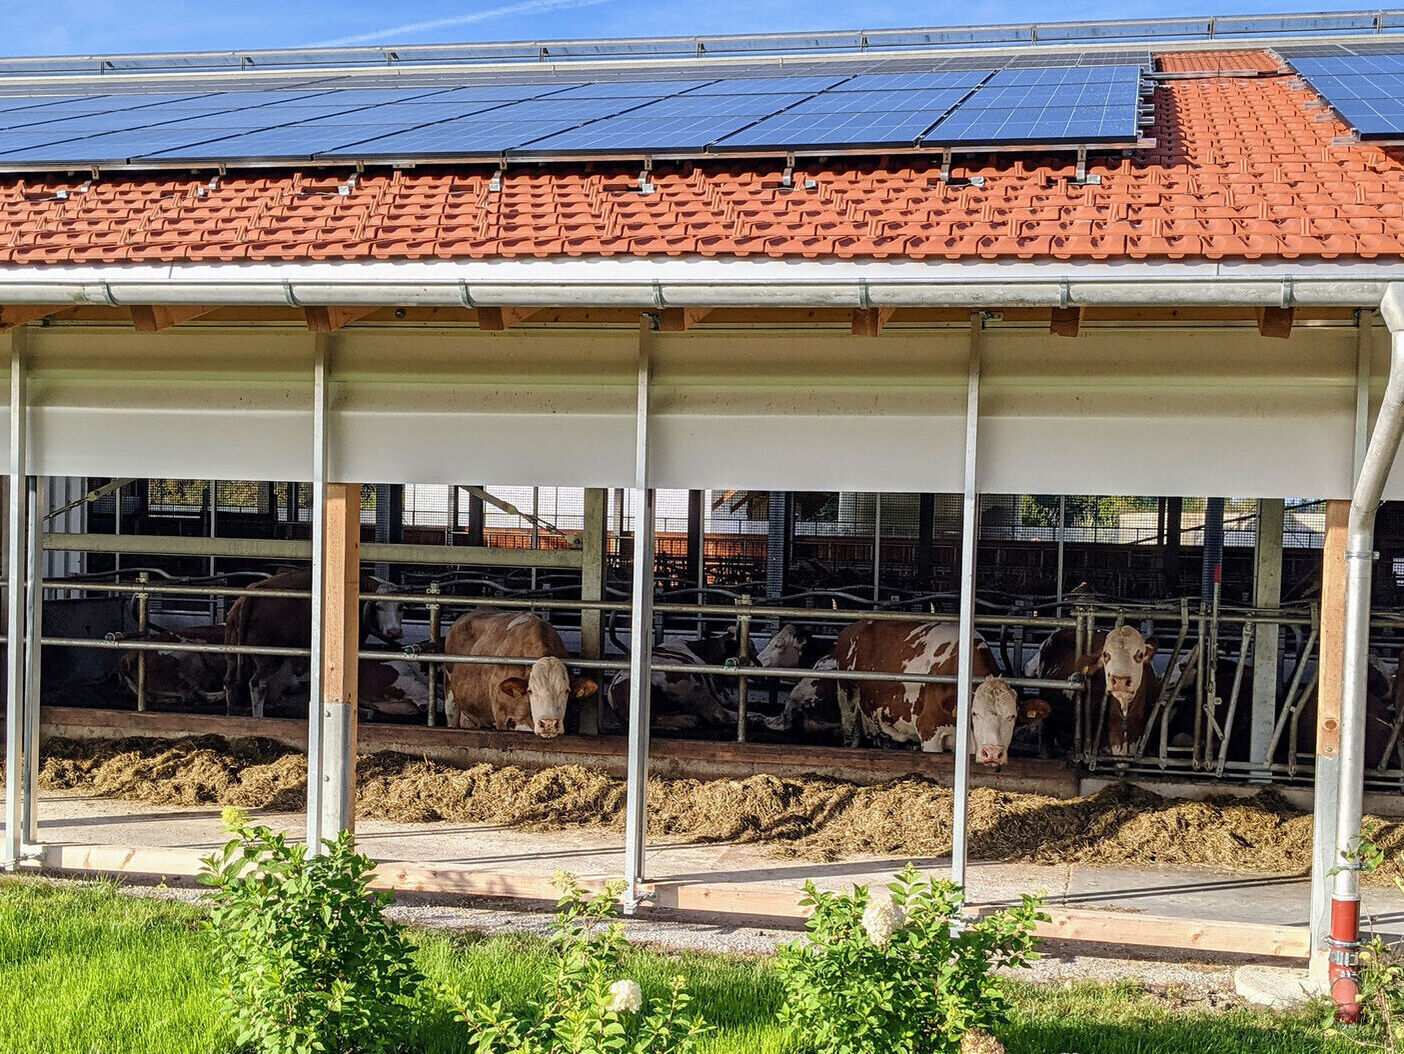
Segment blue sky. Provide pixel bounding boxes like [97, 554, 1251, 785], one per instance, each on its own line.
[0, 0, 1384, 57]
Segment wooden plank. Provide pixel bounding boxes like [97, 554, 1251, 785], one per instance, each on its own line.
[1050, 306, 1083, 338]
[477, 306, 540, 331]
[30, 844, 1310, 958]
[303, 306, 378, 333]
[658, 308, 712, 332]
[851, 307, 896, 337]
[1257, 306, 1296, 340]
[129, 305, 213, 332]
[40, 531, 582, 568]
[1318, 499, 1349, 758]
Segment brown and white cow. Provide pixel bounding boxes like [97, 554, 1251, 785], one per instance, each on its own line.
[1053, 625, 1159, 757]
[224, 568, 404, 718]
[120, 623, 228, 707]
[444, 609, 596, 737]
[835, 620, 1049, 765]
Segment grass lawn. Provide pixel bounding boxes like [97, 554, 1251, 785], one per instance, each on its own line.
[0, 876, 1373, 1054]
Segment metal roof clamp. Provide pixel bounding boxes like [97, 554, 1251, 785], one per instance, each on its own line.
[939, 151, 984, 189]
[637, 158, 655, 195]
[488, 166, 505, 193]
[1071, 148, 1101, 187]
[195, 174, 221, 200]
[781, 153, 796, 189]
[337, 171, 361, 196]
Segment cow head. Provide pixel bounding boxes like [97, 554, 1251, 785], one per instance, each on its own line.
[758, 624, 810, 668]
[969, 676, 1020, 767]
[499, 656, 598, 737]
[1082, 625, 1156, 712]
[362, 581, 404, 643]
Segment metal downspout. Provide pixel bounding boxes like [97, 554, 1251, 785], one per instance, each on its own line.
[1333, 284, 1404, 1020]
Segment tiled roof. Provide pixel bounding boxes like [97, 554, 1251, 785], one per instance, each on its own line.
[1156, 50, 1282, 74]
[1, 50, 1402, 266]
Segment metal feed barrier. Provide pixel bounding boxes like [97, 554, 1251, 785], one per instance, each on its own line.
[25, 537, 1404, 789]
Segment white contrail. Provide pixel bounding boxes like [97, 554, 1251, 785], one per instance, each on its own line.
[313, 0, 616, 47]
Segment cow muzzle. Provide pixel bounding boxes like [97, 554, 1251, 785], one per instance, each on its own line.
[976, 745, 1007, 767]
[535, 718, 562, 738]
[383, 626, 404, 640]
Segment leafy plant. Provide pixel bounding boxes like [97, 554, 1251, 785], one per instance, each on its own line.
[775, 864, 1046, 1054]
[458, 872, 710, 1054]
[199, 807, 423, 1054]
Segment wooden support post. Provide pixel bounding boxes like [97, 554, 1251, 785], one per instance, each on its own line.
[851, 307, 896, 337]
[317, 482, 362, 838]
[476, 306, 539, 331]
[1257, 307, 1296, 340]
[1050, 306, 1083, 337]
[658, 308, 711, 332]
[303, 306, 377, 333]
[1311, 498, 1350, 970]
[130, 305, 213, 332]
[578, 488, 607, 735]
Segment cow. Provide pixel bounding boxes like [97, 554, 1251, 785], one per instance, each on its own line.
[119, 623, 228, 707]
[605, 627, 755, 734]
[1029, 625, 1160, 758]
[224, 568, 404, 718]
[756, 623, 832, 672]
[443, 609, 596, 737]
[834, 620, 1050, 765]
[760, 655, 842, 741]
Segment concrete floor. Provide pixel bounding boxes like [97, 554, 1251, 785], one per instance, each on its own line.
[12, 789, 1404, 941]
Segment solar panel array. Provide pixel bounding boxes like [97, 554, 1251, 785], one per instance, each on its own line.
[0, 56, 1150, 168]
[1283, 45, 1404, 139]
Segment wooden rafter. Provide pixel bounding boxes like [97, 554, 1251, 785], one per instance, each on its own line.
[1256, 306, 1295, 340]
[0, 305, 64, 330]
[476, 306, 540, 331]
[130, 305, 215, 333]
[303, 306, 378, 333]
[658, 307, 712, 332]
[850, 307, 896, 337]
[1050, 306, 1084, 338]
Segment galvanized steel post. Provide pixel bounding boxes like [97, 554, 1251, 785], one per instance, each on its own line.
[623, 315, 657, 914]
[1329, 288, 1404, 1020]
[3, 330, 33, 869]
[952, 312, 984, 893]
[305, 334, 330, 852]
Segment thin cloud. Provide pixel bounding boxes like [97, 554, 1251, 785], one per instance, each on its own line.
[313, 0, 617, 47]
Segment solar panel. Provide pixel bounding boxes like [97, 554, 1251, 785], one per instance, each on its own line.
[0, 56, 1147, 167]
[923, 64, 1143, 145]
[716, 108, 960, 149]
[1283, 49, 1404, 139]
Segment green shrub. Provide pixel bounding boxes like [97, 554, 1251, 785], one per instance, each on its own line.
[459, 872, 710, 1054]
[775, 864, 1046, 1054]
[199, 807, 424, 1054]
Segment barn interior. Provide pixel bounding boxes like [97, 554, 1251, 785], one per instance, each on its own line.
[4, 11, 1404, 991]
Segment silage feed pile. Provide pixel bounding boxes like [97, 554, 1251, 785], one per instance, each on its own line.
[31, 735, 1404, 880]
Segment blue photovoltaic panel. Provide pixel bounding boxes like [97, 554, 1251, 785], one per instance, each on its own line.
[716, 108, 961, 148]
[923, 63, 1142, 144]
[0, 58, 1146, 166]
[319, 119, 579, 157]
[1285, 51, 1404, 138]
[520, 115, 757, 152]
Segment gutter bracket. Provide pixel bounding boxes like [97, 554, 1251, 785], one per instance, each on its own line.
[458, 279, 475, 309]
[857, 278, 872, 311]
[1281, 277, 1295, 309]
